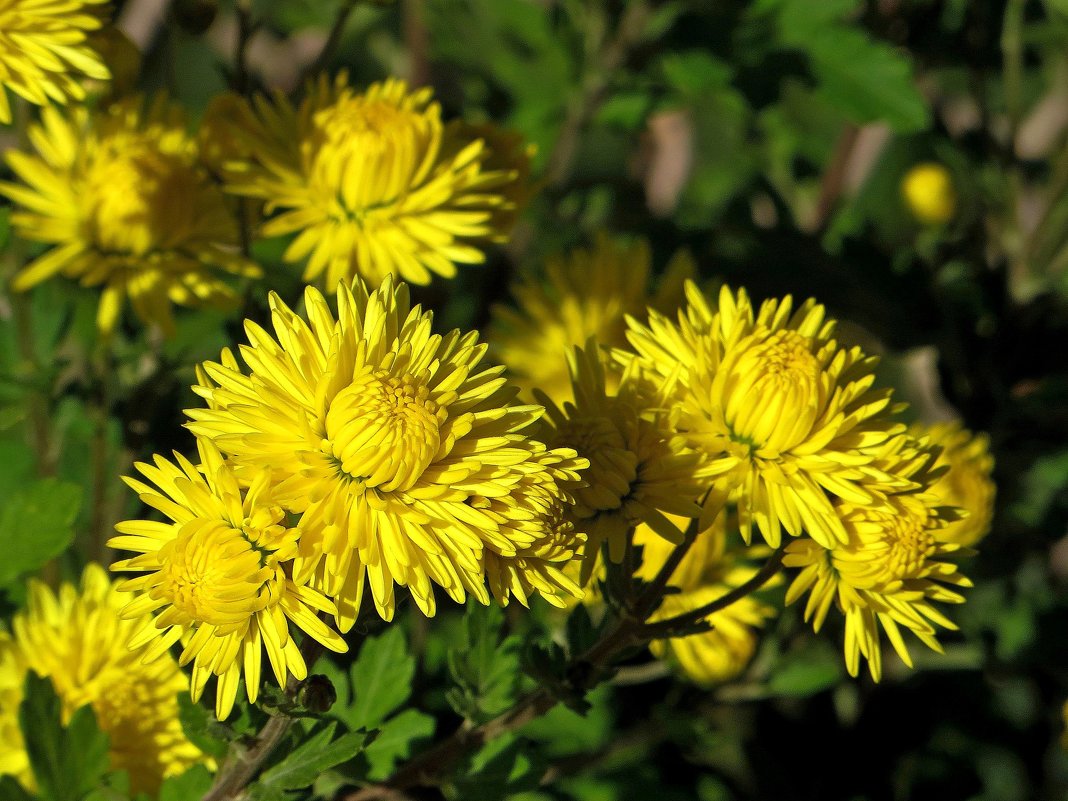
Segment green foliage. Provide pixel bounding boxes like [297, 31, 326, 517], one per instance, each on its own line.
[19, 674, 110, 801]
[344, 626, 415, 730]
[158, 765, 213, 801]
[253, 722, 370, 796]
[446, 602, 525, 723]
[0, 479, 81, 589]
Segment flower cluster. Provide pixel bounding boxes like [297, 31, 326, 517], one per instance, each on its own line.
[535, 278, 991, 680]
[0, 565, 204, 795]
[110, 276, 588, 716]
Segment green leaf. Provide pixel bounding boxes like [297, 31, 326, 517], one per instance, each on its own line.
[758, 0, 929, 132]
[767, 640, 844, 697]
[158, 765, 213, 801]
[453, 734, 545, 800]
[0, 776, 36, 801]
[257, 721, 369, 792]
[446, 603, 522, 723]
[344, 626, 415, 730]
[661, 51, 733, 97]
[176, 694, 230, 759]
[19, 673, 110, 801]
[363, 709, 435, 781]
[0, 479, 82, 589]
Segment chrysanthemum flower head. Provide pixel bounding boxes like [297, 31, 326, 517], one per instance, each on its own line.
[109, 439, 347, 719]
[913, 421, 995, 547]
[0, 564, 205, 795]
[783, 437, 971, 680]
[221, 73, 530, 289]
[0, 0, 110, 123]
[187, 275, 586, 628]
[623, 283, 907, 549]
[634, 517, 776, 686]
[490, 234, 693, 403]
[1, 95, 259, 337]
[537, 338, 704, 581]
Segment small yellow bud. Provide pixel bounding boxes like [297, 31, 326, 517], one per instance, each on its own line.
[901, 162, 957, 225]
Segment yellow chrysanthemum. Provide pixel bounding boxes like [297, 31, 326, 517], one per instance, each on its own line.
[481, 449, 587, 609]
[1, 95, 259, 337]
[109, 439, 348, 719]
[635, 517, 776, 686]
[623, 283, 910, 549]
[221, 73, 530, 289]
[537, 339, 704, 580]
[186, 276, 587, 627]
[0, 0, 109, 123]
[0, 564, 204, 795]
[489, 235, 692, 403]
[783, 438, 971, 680]
[914, 421, 995, 547]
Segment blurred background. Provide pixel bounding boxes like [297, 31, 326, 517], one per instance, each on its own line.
[4, 1, 1068, 799]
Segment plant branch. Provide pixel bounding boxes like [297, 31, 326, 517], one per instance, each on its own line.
[300, 0, 359, 86]
[232, 0, 258, 95]
[639, 548, 786, 639]
[199, 638, 327, 801]
[543, 0, 651, 189]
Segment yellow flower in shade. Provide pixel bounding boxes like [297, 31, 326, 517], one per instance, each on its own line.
[0, 0, 110, 123]
[623, 283, 909, 549]
[221, 73, 530, 289]
[635, 517, 776, 686]
[109, 440, 348, 719]
[481, 449, 587, 609]
[537, 339, 704, 581]
[490, 234, 693, 403]
[186, 276, 587, 627]
[0, 564, 204, 795]
[901, 162, 956, 226]
[914, 421, 996, 547]
[1, 95, 259, 337]
[783, 438, 971, 680]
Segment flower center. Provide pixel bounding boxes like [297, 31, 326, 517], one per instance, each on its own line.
[557, 416, 637, 515]
[82, 134, 198, 257]
[309, 95, 436, 216]
[877, 513, 937, 582]
[324, 370, 443, 493]
[722, 329, 823, 453]
[154, 520, 271, 628]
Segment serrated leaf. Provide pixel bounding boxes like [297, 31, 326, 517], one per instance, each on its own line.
[345, 627, 414, 730]
[0, 479, 82, 588]
[363, 709, 435, 781]
[447, 603, 523, 723]
[20, 673, 110, 801]
[158, 764, 213, 801]
[257, 721, 369, 791]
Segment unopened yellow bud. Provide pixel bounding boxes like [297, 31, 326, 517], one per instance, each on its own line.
[901, 162, 957, 225]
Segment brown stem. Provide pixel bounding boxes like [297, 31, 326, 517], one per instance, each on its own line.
[202, 713, 296, 801]
[199, 638, 327, 801]
[632, 512, 703, 619]
[300, 0, 359, 85]
[640, 548, 786, 639]
[232, 0, 257, 95]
